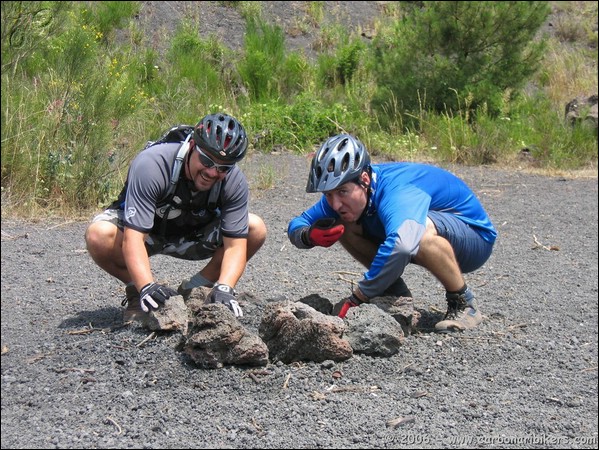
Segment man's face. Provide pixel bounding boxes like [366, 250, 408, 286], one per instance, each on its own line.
[187, 144, 233, 191]
[324, 173, 369, 223]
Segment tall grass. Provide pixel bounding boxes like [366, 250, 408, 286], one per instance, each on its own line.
[1, 1, 596, 218]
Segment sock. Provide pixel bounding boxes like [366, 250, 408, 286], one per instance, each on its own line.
[446, 284, 468, 297]
[185, 272, 215, 289]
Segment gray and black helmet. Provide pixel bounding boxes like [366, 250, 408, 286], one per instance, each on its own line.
[193, 113, 248, 163]
[306, 134, 370, 193]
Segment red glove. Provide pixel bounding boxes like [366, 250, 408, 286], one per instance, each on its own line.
[338, 293, 363, 318]
[306, 218, 345, 247]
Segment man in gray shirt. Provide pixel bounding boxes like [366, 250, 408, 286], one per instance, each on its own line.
[85, 113, 266, 319]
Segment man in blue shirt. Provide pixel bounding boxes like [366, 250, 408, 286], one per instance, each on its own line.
[287, 134, 497, 332]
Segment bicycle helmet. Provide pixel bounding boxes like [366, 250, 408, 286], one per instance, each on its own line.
[306, 134, 370, 193]
[193, 113, 248, 163]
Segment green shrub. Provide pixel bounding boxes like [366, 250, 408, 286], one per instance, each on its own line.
[371, 1, 551, 124]
[238, 17, 286, 101]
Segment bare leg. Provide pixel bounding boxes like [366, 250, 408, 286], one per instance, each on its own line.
[411, 218, 465, 292]
[197, 213, 267, 282]
[85, 221, 131, 284]
[338, 221, 377, 268]
[413, 219, 481, 331]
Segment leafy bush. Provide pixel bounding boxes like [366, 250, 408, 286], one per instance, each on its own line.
[371, 1, 551, 124]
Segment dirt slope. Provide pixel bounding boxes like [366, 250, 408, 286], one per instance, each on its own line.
[134, 1, 384, 57]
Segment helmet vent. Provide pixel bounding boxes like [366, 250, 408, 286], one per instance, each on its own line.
[326, 159, 335, 173]
[341, 153, 351, 173]
[354, 152, 361, 169]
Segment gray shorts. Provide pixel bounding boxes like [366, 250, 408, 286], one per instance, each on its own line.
[428, 211, 494, 273]
[92, 208, 223, 261]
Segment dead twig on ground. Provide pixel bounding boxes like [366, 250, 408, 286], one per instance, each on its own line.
[26, 353, 54, 363]
[337, 275, 356, 286]
[333, 271, 362, 277]
[67, 327, 104, 335]
[311, 385, 380, 399]
[136, 332, 156, 347]
[243, 369, 271, 383]
[386, 416, 416, 428]
[251, 417, 263, 432]
[68, 322, 131, 335]
[282, 373, 291, 389]
[532, 234, 560, 251]
[53, 367, 96, 374]
[105, 417, 122, 435]
[46, 221, 78, 230]
[327, 385, 380, 393]
[1, 230, 28, 241]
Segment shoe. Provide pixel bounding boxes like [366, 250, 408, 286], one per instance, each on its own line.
[177, 279, 193, 299]
[383, 277, 413, 298]
[121, 285, 145, 321]
[435, 286, 482, 332]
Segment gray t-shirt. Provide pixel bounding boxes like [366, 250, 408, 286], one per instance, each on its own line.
[122, 142, 249, 239]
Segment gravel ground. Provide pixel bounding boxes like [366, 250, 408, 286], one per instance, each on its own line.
[1, 152, 598, 449]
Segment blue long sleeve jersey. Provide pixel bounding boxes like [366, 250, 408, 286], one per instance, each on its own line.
[287, 162, 497, 299]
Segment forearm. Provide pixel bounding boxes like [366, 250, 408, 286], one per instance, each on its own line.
[288, 226, 313, 249]
[217, 237, 247, 287]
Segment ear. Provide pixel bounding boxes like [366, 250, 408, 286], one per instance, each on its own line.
[360, 170, 370, 186]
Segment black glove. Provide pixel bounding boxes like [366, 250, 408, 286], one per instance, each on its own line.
[208, 283, 243, 317]
[303, 218, 345, 247]
[139, 282, 177, 312]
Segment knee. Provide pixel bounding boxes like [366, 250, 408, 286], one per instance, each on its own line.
[413, 232, 455, 266]
[85, 222, 116, 255]
[248, 213, 267, 246]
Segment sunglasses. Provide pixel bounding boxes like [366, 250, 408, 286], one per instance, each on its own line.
[195, 146, 235, 173]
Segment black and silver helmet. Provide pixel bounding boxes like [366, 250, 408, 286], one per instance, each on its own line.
[306, 134, 370, 193]
[193, 113, 248, 163]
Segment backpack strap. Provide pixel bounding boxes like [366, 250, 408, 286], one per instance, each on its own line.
[165, 132, 193, 200]
[156, 133, 192, 237]
[207, 180, 222, 212]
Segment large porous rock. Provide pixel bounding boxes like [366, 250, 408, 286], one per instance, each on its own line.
[141, 295, 189, 334]
[181, 288, 269, 369]
[342, 303, 405, 357]
[370, 295, 421, 336]
[259, 301, 353, 363]
[331, 295, 421, 336]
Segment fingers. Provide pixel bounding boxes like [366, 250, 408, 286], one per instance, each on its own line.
[322, 225, 344, 239]
[140, 295, 159, 312]
[230, 300, 243, 317]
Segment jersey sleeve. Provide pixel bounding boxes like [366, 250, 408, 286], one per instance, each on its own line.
[219, 168, 250, 238]
[358, 183, 430, 298]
